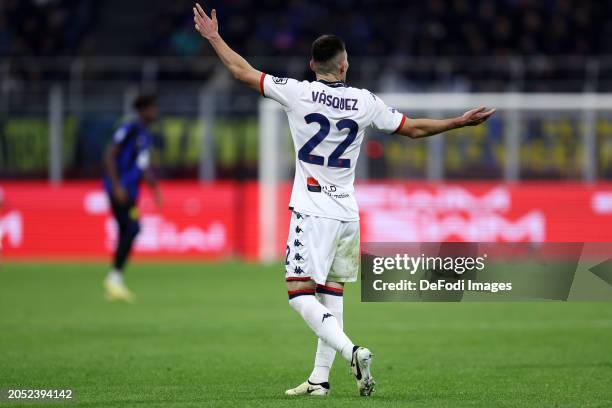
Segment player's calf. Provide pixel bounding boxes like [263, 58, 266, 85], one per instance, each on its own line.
[287, 281, 354, 359]
[308, 282, 344, 384]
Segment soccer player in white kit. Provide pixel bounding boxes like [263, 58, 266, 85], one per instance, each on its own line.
[193, 3, 495, 397]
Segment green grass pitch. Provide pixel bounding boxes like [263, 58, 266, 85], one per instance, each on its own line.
[1, 262, 612, 407]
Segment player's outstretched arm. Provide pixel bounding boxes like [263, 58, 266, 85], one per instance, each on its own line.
[396, 107, 496, 139]
[193, 3, 261, 92]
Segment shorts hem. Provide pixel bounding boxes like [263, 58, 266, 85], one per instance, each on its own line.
[289, 207, 360, 222]
[325, 277, 358, 283]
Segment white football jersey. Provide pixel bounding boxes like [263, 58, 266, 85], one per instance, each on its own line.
[261, 73, 406, 221]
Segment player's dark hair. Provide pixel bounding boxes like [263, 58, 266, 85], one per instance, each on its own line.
[133, 94, 157, 111]
[311, 35, 346, 73]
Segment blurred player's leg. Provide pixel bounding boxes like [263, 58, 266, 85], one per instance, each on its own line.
[112, 213, 140, 273]
[104, 199, 139, 302]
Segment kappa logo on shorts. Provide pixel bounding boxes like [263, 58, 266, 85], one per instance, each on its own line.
[293, 253, 303, 261]
[295, 226, 302, 233]
[322, 313, 333, 323]
[294, 239, 303, 247]
[273, 77, 288, 85]
[294, 266, 304, 275]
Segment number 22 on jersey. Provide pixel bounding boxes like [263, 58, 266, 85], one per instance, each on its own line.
[298, 113, 358, 169]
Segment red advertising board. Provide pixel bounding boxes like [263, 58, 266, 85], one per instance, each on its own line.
[0, 182, 240, 260]
[355, 182, 612, 243]
[1, 181, 612, 261]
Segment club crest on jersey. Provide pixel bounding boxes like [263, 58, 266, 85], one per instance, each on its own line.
[307, 177, 322, 193]
[273, 77, 288, 85]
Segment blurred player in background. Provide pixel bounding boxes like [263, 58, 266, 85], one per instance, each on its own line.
[193, 2, 495, 397]
[102, 95, 163, 302]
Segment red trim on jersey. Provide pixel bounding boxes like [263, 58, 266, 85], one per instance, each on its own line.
[316, 284, 343, 294]
[393, 115, 407, 134]
[286, 277, 312, 282]
[259, 73, 266, 97]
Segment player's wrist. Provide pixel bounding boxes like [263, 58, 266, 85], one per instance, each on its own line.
[206, 32, 222, 42]
[453, 116, 467, 128]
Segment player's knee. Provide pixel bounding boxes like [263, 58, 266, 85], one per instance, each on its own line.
[286, 279, 316, 292]
[287, 280, 316, 310]
[316, 283, 344, 297]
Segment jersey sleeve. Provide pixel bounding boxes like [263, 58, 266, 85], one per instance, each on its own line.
[112, 124, 131, 144]
[260, 73, 300, 109]
[369, 93, 406, 134]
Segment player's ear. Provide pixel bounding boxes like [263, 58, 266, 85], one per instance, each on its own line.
[309, 59, 316, 73]
[338, 51, 349, 76]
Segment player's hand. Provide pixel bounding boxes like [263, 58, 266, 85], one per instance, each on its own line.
[460, 107, 496, 127]
[113, 185, 129, 204]
[193, 3, 219, 40]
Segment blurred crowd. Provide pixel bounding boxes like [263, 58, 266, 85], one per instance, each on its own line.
[1, 0, 610, 58]
[159, 0, 609, 58]
[0, 0, 97, 57]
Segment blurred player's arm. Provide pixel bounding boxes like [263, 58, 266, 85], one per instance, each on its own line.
[104, 144, 128, 203]
[144, 168, 163, 208]
[397, 107, 496, 139]
[193, 3, 261, 92]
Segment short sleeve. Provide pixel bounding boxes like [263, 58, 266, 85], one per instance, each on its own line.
[112, 124, 130, 144]
[260, 73, 300, 109]
[369, 93, 406, 134]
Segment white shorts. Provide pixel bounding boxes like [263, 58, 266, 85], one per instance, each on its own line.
[285, 211, 360, 285]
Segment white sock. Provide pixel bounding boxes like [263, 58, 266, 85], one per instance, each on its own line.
[288, 292, 354, 362]
[309, 287, 344, 383]
[107, 269, 123, 284]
